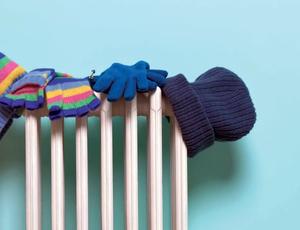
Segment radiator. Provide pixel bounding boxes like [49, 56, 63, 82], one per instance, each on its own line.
[24, 88, 188, 230]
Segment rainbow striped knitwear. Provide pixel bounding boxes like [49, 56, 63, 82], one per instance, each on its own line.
[45, 76, 100, 120]
[0, 52, 26, 140]
[0, 104, 14, 140]
[0, 68, 56, 110]
[0, 51, 101, 139]
[0, 52, 26, 95]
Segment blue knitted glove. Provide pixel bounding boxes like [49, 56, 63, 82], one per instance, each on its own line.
[90, 61, 168, 101]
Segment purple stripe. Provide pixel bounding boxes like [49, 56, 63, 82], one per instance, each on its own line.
[11, 69, 55, 92]
[0, 96, 44, 110]
[49, 98, 100, 120]
[47, 77, 89, 91]
[0, 52, 5, 59]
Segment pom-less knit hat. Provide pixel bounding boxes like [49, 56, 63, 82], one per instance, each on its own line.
[163, 67, 256, 157]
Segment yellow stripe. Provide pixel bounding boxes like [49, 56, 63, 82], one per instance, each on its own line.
[0, 66, 26, 95]
[46, 85, 91, 99]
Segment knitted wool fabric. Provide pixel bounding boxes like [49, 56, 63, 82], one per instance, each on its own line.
[0, 68, 56, 110]
[91, 61, 168, 101]
[0, 104, 14, 140]
[45, 76, 100, 120]
[0, 52, 26, 140]
[163, 67, 256, 157]
[0, 52, 26, 95]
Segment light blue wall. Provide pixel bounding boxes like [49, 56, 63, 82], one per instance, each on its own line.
[0, 0, 300, 229]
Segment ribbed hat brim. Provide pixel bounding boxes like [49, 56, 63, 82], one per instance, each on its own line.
[162, 74, 215, 157]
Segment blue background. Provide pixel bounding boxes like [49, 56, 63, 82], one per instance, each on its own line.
[1, 0, 300, 229]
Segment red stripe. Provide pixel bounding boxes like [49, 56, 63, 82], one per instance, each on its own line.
[13, 84, 39, 95]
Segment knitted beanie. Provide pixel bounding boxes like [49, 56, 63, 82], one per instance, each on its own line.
[163, 67, 256, 157]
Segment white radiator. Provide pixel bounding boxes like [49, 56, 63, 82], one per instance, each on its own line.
[24, 89, 188, 230]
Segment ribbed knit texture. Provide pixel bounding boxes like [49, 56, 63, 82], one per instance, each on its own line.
[163, 74, 215, 156]
[46, 77, 100, 120]
[0, 68, 56, 110]
[0, 52, 26, 140]
[163, 67, 256, 157]
[91, 61, 168, 102]
[192, 67, 256, 141]
[0, 52, 26, 95]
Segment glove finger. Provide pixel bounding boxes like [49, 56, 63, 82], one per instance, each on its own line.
[78, 87, 101, 111]
[147, 71, 167, 87]
[107, 79, 126, 102]
[76, 105, 90, 117]
[124, 77, 136, 101]
[62, 93, 77, 117]
[47, 94, 63, 114]
[11, 97, 25, 109]
[0, 95, 14, 108]
[148, 69, 168, 77]
[87, 95, 101, 111]
[25, 99, 39, 110]
[73, 98, 90, 117]
[136, 74, 148, 92]
[37, 87, 45, 106]
[93, 73, 114, 92]
[73, 94, 100, 117]
[133, 60, 150, 70]
[24, 92, 41, 110]
[62, 106, 77, 117]
[49, 110, 63, 120]
[147, 80, 157, 91]
[46, 81, 63, 113]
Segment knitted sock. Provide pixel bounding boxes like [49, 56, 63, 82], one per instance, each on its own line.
[0, 68, 55, 110]
[0, 52, 26, 95]
[46, 76, 100, 120]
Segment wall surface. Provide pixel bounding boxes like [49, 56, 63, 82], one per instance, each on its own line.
[0, 0, 300, 229]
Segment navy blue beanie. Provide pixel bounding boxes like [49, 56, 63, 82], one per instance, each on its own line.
[163, 67, 256, 157]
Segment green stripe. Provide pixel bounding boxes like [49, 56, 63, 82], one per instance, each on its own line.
[63, 95, 96, 110]
[55, 72, 72, 78]
[6, 93, 38, 101]
[0, 57, 10, 69]
[38, 88, 44, 97]
[48, 101, 62, 109]
[48, 95, 98, 110]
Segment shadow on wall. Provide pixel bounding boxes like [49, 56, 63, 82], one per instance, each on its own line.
[188, 141, 241, 199]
